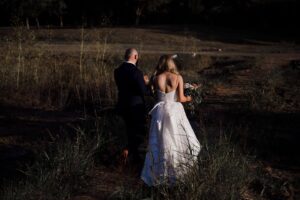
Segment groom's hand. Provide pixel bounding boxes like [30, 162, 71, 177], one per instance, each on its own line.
[144, 75, 150, 85]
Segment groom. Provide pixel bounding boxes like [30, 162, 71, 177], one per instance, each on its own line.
[114, 48, 150, 166]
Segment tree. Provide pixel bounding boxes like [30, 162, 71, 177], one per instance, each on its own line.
[31, 0, 49, 28]
[133, 0, 172, 25]
[1, 0, 50, 29]
[9, 0, 35, 29]
[187, 0, 205, 15]
[46, 0, 67, 27]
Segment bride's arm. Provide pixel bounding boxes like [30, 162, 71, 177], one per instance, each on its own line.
[177, 75, 192, 103]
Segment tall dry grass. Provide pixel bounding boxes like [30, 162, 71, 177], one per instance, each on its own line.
[0, 121, 106, 200]
[0, 23, 117, 110]
[110, 132, 255, 200]
[0, 24, 297, 199]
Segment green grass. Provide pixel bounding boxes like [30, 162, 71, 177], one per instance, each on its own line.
[109, 133, 255, 200]
[0, 112, 296, 200]
[0, 124, 106, 200]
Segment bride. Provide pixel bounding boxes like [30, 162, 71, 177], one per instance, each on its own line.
[141, 55, 201, 186]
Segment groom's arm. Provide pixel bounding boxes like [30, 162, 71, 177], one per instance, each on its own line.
[134, 69, 151, 96]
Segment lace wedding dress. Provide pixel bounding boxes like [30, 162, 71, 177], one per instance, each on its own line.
[141, 90, 201, 186]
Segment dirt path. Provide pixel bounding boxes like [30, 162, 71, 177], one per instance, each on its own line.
[33, 42, 300, 58]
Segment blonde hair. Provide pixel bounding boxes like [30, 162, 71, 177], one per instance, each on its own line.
[154, 55, 179, 76]
[152, 55, 168, 77]
[153, 55, 180, 77]
[163, 55, 179, 75]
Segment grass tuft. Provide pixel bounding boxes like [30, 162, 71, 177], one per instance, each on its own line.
[0, 126, 105, 200]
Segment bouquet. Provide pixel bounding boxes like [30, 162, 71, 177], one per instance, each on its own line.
[184, 82, 203, 115]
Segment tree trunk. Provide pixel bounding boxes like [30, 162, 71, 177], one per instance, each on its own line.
[135, 7, 142, 26]
[35, 17, 40, 29]
[26, 17, 30, 30]
[60, 16, 64, 27]
[135, 15, 140, 26]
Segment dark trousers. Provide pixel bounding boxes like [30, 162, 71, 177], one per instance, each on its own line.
[119, 104, 146, 163]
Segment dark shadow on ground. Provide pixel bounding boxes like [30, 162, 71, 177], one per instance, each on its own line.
[198, 103, 300, 169]
[0, 105, 85, 182]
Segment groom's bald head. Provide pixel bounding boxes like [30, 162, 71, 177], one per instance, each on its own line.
[125, 48, 138, 64]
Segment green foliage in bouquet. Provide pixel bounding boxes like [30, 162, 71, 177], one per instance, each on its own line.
[184, 84, 204, 115]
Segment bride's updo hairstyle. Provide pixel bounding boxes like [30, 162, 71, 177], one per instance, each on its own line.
[163, 55, 179, 75]
[154, 55, 179, 76]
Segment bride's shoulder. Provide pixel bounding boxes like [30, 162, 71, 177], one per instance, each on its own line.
[177, 74, 183, 82]
[156, 73, 166, 80]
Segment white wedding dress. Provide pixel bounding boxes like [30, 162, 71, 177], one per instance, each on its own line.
[141, 90, 201, 186]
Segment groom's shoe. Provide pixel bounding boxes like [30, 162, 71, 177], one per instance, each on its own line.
[116, 148, 129, 173]
[122, 149, 129, 165]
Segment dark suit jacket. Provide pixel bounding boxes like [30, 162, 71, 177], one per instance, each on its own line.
[114, 62, 150, 113]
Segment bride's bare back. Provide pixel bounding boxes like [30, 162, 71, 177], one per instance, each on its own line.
[155, 72, 178, 93]
[155, 72, 192, 103]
